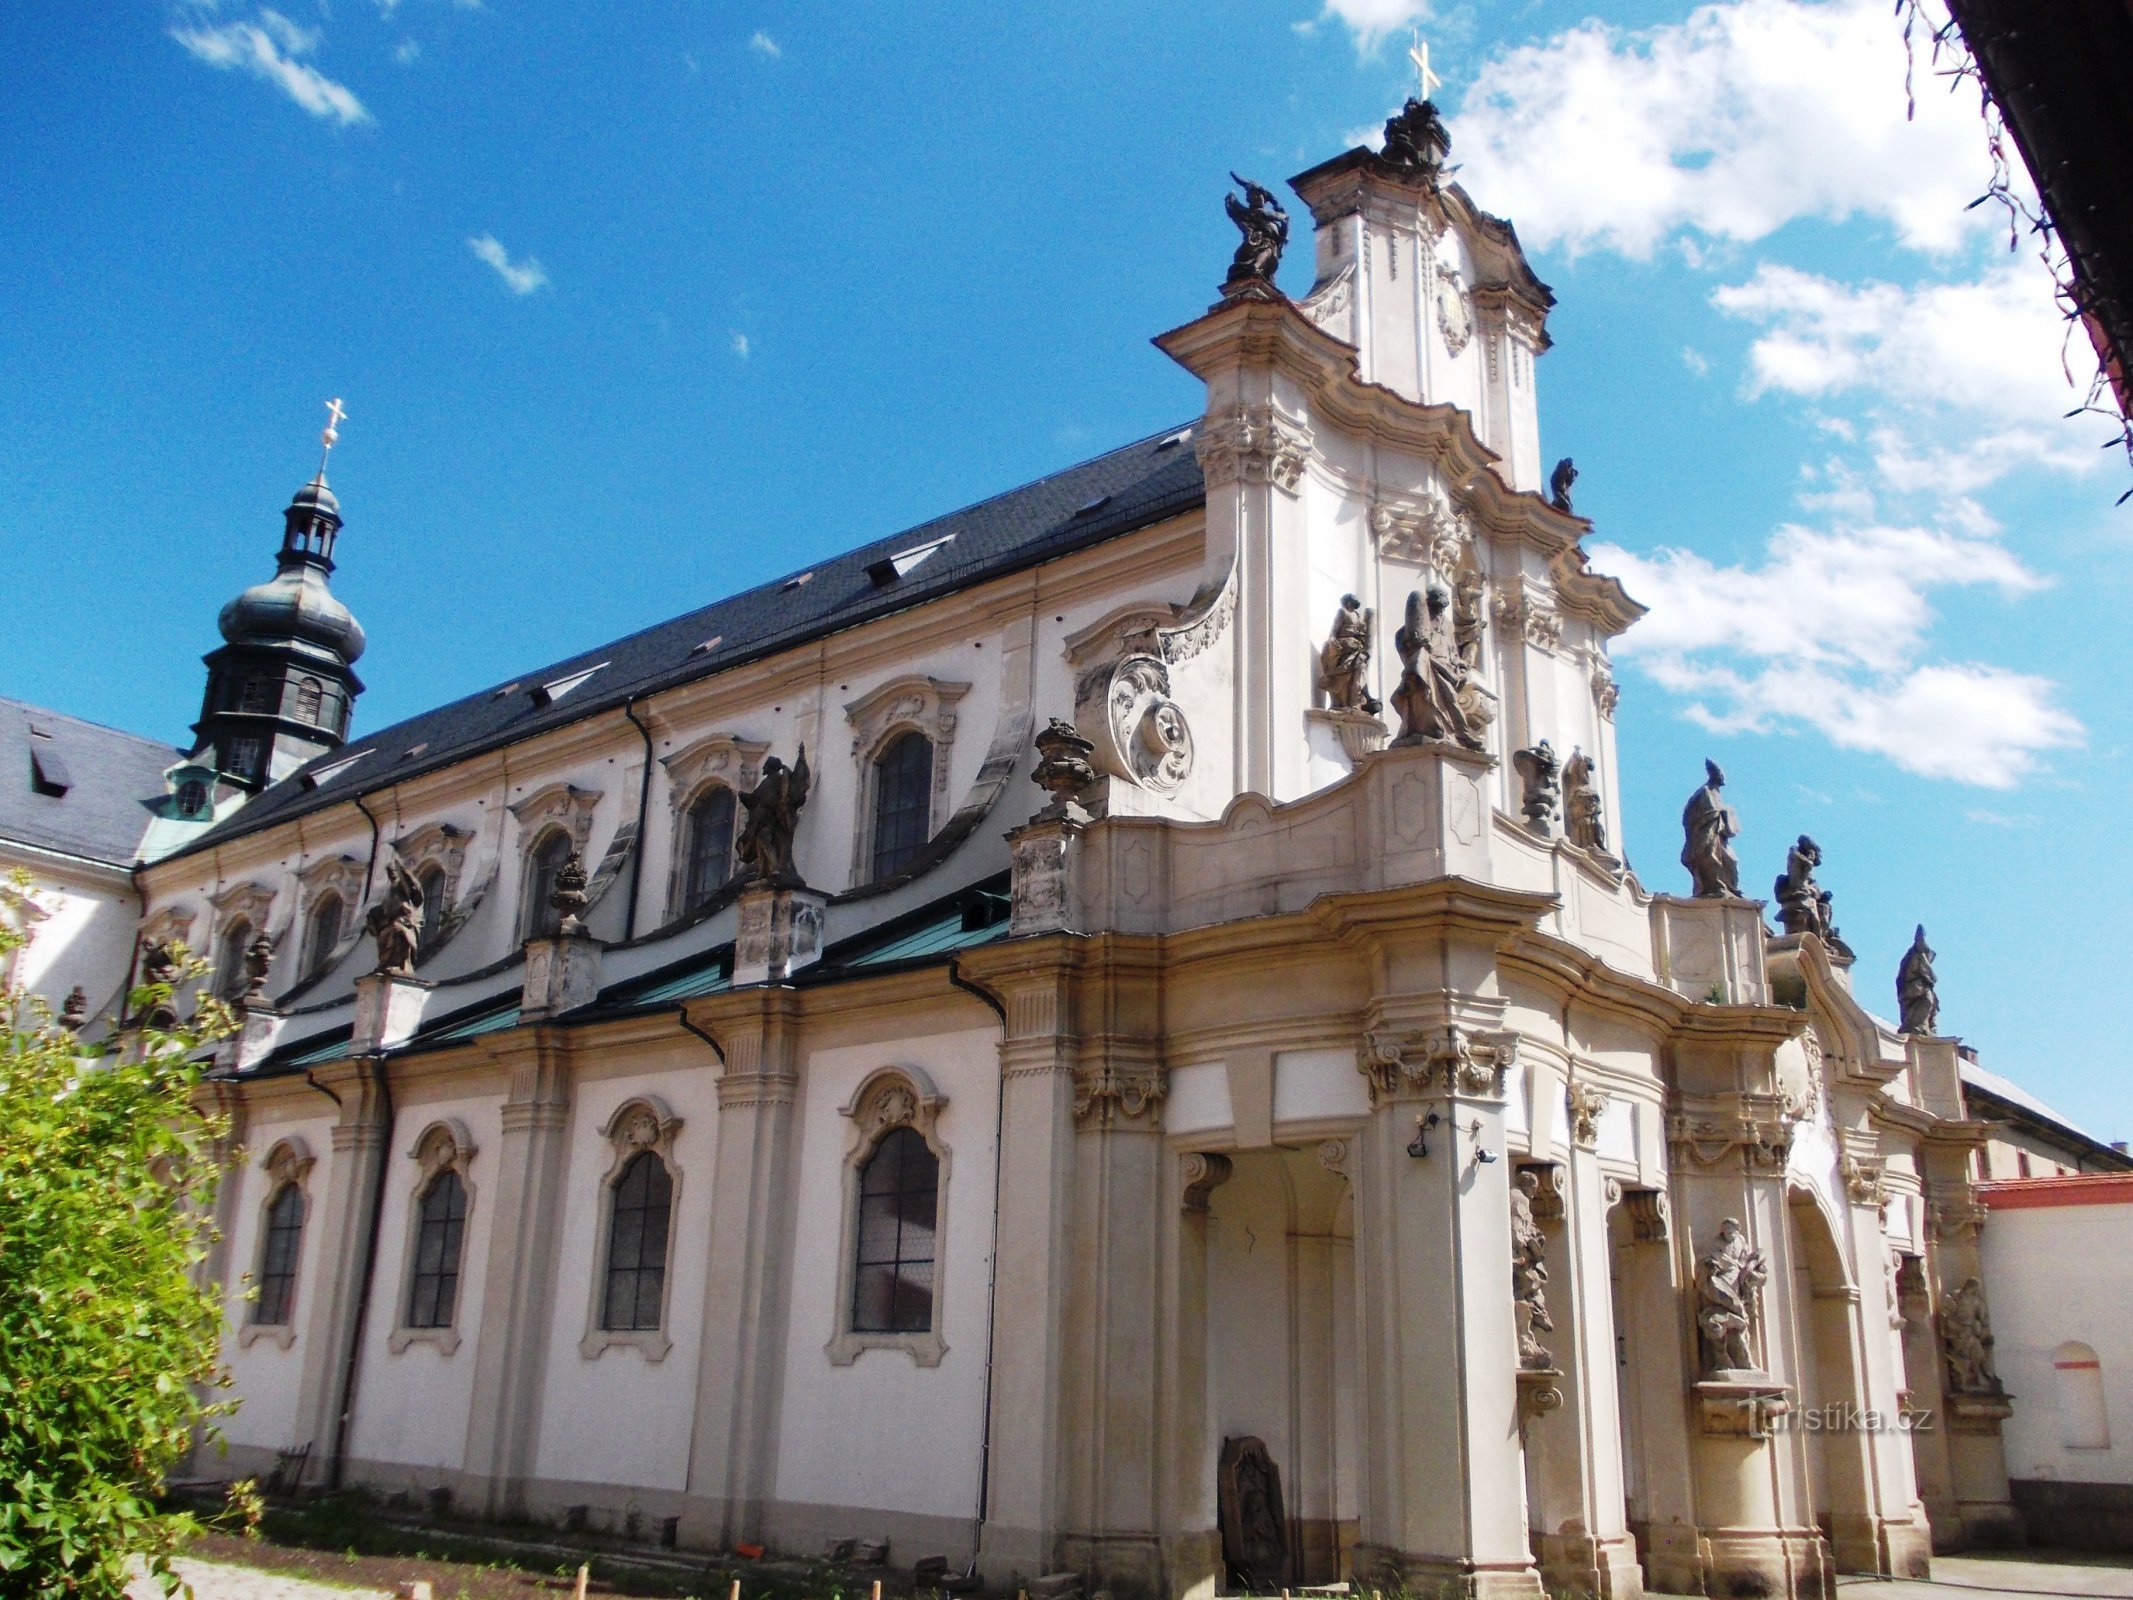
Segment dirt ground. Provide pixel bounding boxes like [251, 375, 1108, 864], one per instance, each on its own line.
[132, 1531, 724, 1600]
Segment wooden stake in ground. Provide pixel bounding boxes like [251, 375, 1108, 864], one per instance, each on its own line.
[731, 1581, 742, 1600]
[573, 1564, 589, 1600]
[873, 1581, 883, 1600]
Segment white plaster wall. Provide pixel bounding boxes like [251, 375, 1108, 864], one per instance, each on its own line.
[531, 1067, 722, 1491]
[345, 1094, 504, 1473]
[217, 1111, 338, 1455]
[1981, 1200, 2133, 1486]
[1, 853, 139, 1014]
[1207, 1154, 1295, 1464]
[772, 1026, 999, 1521]
[1167, 1063, 1235, 1139]
[1273, 1047, 1369, 1128]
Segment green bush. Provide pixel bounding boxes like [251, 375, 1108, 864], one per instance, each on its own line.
[0, 883, 236, 1597]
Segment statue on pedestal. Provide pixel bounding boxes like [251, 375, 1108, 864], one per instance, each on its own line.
[1223, 174, 1289, 290]
[1773, 835, 1852, 956]
[1564, 746, 1607, 852]
[239, 931, 275, 1010]
[1512, 740, 1561, 833]
[550, 850, 590, 936]
[1319, 594, 1380, 715]
[1680, 759, 1742, 898]
[1940, 1277, 2001, 1395]
[738, 746, 813, 887]
[1696, 1217, 1769, 1376]
[367, 858, 425, 975]
[1549, 457, 1578, 515]
[1391, 586, 1485, 751]
[1897, 924, 1939, 1035]
[1511, 1169, 1556, 1369]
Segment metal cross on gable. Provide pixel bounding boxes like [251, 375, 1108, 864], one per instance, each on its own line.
[1408, 28, 1443, 102]
[317, 396, 346, 476]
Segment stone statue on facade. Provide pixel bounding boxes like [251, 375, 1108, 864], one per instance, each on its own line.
[1680, 759, 1742, 898]
[59, 985, 88, 1032]
[1564, 745, 1607, 853]
[737, 746, 813, 887]
[1223, 173, 1289, 290]
[1376, 98, 1449, 182]
[136, 938, 181, 1030]
[550, 850, 590, 936]
[1511, 1169, 1556, 1369]
[1217, 1436, 1288, 1591]
[1391, 586, 1486, 751]
[1512, 740, 1561, 833]
[1940, 1276, 2001, 1395]
[1696, 1217, 1769, 1376]
[1897, 924, 1939, 1035]
[239, 931, 275, 1010]
[1549, 457, 1578, 515]
[1319, 594, 1380, 715]
[1773, 834, 1852, 957]
[367, 857, 425, 975]
[1030, 718, 1097, 814]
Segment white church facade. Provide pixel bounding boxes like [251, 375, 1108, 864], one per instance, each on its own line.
[32, 100, 2070, 1599]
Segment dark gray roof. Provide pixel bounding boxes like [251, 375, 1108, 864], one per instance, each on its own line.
[0, 698, 180, 868]
[177, 422, 1206, 854]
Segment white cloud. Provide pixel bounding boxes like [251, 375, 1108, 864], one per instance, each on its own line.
[1682, 346, 1711, 377]
[749, 29, 781, 58]
[393, 37, 421, 64]
[1311, 0, 1432, 54]
[1595, 521, 2080, 787]
[466, 234, 549, 295]
[1449, 0, 2001, 258]
[730, 331, 751, 359]
[171, 10, 371, 125]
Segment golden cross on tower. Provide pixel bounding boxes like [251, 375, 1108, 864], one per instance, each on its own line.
[317, 396, 347, 477]
[1408, 28, 1443, 102]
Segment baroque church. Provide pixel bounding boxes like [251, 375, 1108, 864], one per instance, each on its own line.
[8, 95, 2108, 1599]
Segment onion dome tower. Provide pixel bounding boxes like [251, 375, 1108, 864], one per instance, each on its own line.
[191, 401, 367, 790]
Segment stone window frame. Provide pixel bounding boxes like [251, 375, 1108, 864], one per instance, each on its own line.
[294, 853, 367, 979]
[391, 823, 472, 949]
[843, 676, 969, 888]
[207, 881, 276, 1002]
[508, 784, 601, 939]
[238, 1137, 316, 1351]
[827, 1065, 951, 1368]
[389, 1118, 479, 1356]
[660, 734, 767, 921]
[579, 1095, 685, 1363]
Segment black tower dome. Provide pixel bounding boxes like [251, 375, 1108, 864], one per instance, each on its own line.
[191, 407, 368, 790]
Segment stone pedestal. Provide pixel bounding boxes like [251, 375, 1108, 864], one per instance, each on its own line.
[219, 1005, 289, 1072]
[520, 931, 602, 1019]
[1008, 807, 1088, 937]
[1304, 706, 1389, 766]
[731, 884, 827, 986]
[351, 971, 432, 1053]
[1650, 896, 1769, 1005]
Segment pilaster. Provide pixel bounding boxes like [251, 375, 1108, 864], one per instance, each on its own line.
[459, 1031, 573, 1516]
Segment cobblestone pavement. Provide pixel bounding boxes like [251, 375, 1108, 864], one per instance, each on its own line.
[129, 1556, 388, 1599]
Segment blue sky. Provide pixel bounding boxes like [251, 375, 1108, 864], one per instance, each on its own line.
[3, 1, 2125, 1137]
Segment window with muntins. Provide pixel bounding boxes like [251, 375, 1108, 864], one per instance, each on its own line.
[870, 731, 934, 880]
[417, 865, 448, 949]
[304, 893, 342, 979]
[239, 676, 281, 714]
[253, 1183, 306, 1325]
[525, 830, 574, 938]
[406, 1170, 468, 1330]
[601, 1150, 673, 1332]
[852, 1126, 939, 1334]
[294, 677, 324, 723]
[684, 786, 736, 910]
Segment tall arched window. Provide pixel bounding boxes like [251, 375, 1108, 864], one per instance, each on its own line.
[602, 1150, 673, 1333]
[303, 893, 342, 980]
[852, 1126, 939, 1334]
[524, 830, 574, 939]
[416, 864, 448, 950]
[253, 1182, 307, 1326]
[870, 731, 934, 881]
[2055, 1341, 2111, 1449]
[406, 1170, 469, 1330]
[215, 918, 253, 1000]
[683, 786, 736, 912]
[294, 677, 324, 723]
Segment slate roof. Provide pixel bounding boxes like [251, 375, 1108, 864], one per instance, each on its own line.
[1961, 1060, 2128, 1164]
[0, 698, 180, 869]
[176, 422, 1206, 857]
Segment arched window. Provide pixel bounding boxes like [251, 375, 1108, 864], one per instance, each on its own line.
[524, 830, 575, 939]
[870, 731, 934, 881]
[253, 1182, 307, 1326]
[303, 892, 342, 979]
[2055, 1341, 2110, 1449]
[215, 918, 252, 1000]
[601, 1150, 673, 1333]
[852, 1125, 939, 1334]
[416, 864, 448, 950]
[406, 1170, 469, 1330]
[294, 677, 324, 723]
[176, 778, 209, 818]
[683, 786, 736, 911]
[239, 676, 281, 714]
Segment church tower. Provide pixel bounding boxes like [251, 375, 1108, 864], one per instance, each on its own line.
[192, 403, 367, 790]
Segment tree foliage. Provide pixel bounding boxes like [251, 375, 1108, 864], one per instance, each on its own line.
[0, 884, 235, 1597]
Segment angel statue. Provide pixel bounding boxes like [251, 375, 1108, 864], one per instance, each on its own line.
[1223, 173, 1289, 289]
[367, 857, 426, 976]
[737, 745, 813, 887]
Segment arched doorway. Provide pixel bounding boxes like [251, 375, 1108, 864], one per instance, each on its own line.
[1787, 1188, 1878, 1573]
